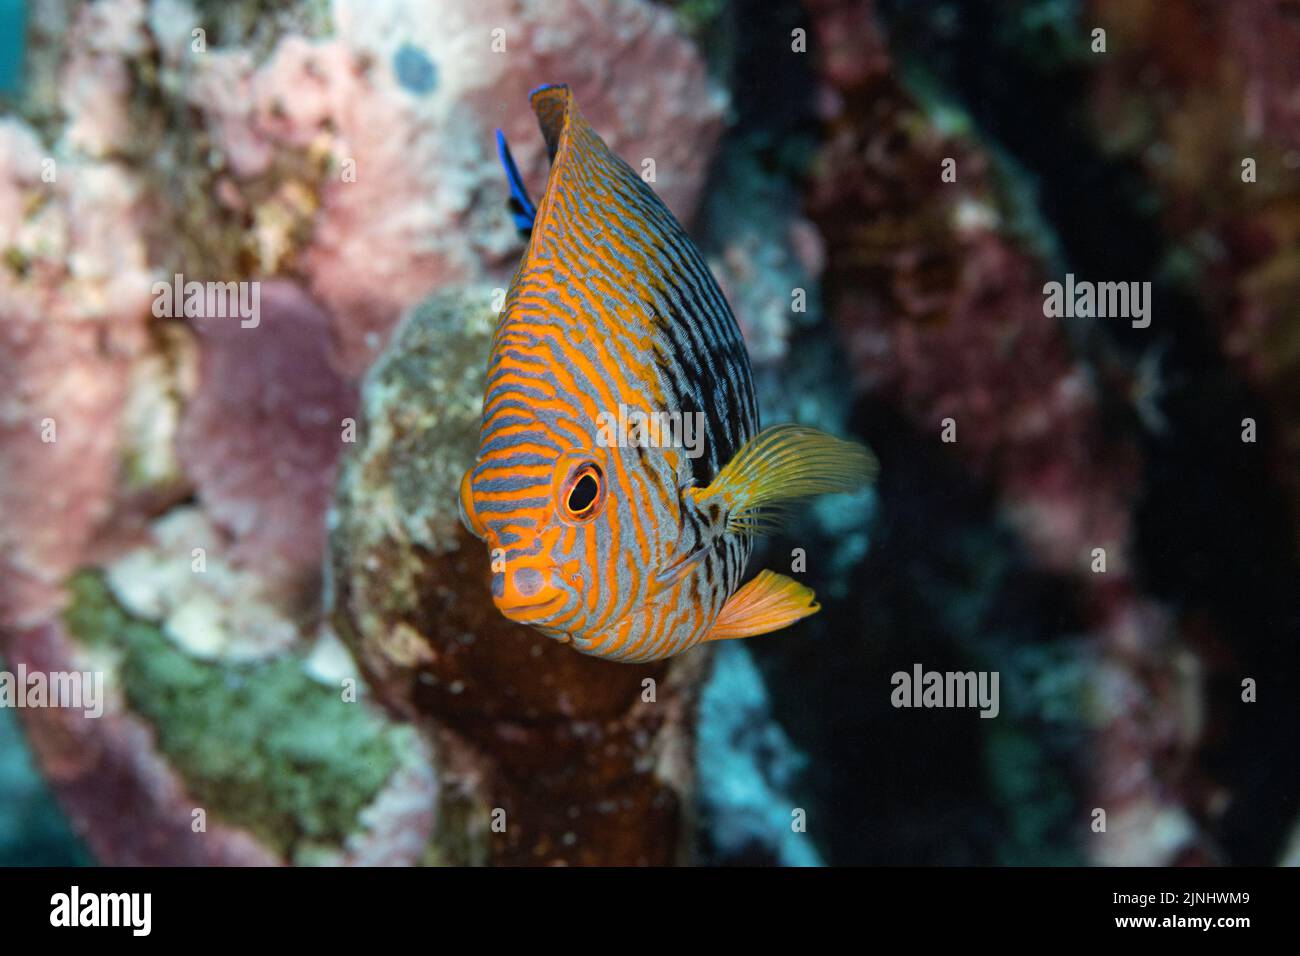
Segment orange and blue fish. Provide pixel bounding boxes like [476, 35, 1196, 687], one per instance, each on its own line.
[458, 84, 877, 663]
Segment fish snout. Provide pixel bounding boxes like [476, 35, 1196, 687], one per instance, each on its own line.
[491, 557, 562, 619]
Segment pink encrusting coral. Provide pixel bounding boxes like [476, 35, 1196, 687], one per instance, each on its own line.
[175, 280, 357, 586]
[58, 0, 151, 158]
[1, 0, 729, 865]
[184, 0, 727, 373]
[0, 116, 154, 627]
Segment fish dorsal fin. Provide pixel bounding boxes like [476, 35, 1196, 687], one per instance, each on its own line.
[506, 83, 760, 482]
[706, 571, 820, 642]
[490, 84, 571, 239]
[529, 83, 570, 160]
[522, 83, 668, 262]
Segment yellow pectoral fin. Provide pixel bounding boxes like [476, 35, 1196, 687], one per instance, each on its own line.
[706, 570, 821, 643]
[692, 423, 878, 536]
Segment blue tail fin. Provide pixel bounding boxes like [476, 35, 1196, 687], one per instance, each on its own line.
[496, 129, 536, 236]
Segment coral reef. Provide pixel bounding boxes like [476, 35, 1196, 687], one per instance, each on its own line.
[63, 572, 421, 862]
[802, 0, 1207, 864]
[1, 0, 725, 865]
[0, 112, 154, 626]
[2, 0, 1296, 869]
[1088, 0, 1300, 537]
[182, 0, 727, 372]
[1081, 0, 1300, 865]
[696, 642, 821, 866]
[0, 704, 88, 866]
[174, 279, 357, 586]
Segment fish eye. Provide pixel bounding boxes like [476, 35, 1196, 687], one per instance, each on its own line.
[560, 463, 605, 523]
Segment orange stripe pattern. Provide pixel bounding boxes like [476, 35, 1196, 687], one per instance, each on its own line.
[460, 85, 759, 662]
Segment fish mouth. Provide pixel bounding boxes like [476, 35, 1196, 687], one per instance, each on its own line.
[492, 564, 568, 620]
[496, 592, 568, 626]
[507, 596, 564, 614]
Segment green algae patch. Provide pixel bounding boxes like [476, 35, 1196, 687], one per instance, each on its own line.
[64, 571, 399, 859]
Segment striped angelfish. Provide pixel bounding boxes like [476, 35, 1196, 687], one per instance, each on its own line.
[458, 84, 877, 663]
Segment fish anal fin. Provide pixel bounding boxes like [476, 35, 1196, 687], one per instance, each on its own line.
[706, 571, 820, 643]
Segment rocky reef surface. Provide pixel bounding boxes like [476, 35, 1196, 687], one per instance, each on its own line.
[327, 287, 706, 864]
